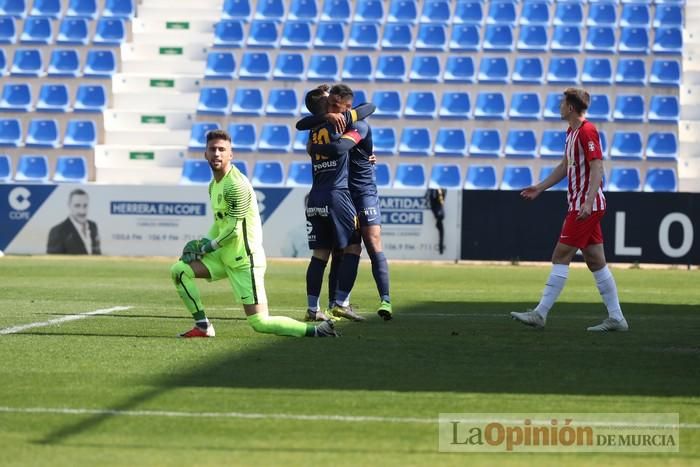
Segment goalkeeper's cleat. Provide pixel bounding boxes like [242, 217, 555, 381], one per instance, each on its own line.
[377, 300, 393, 321]
[315, 319, 339, 337]
[510, 310, 546, 329]
[586, 317, 629, 332]
[330, 303, 365, 322]
[304, 309, 330, 322]
[178, 323, 216, 338]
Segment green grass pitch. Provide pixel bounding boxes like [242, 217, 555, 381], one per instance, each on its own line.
[0, 256, 698, 466]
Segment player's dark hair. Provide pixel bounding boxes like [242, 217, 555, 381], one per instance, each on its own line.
[563, 87, 590, 114]
[206, 129, 232, 144]
[305, 84, 330, 115]
[68, 188, 88, 203]
[329, 83, 353, 100]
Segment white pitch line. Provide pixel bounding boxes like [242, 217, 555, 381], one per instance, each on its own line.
[0, 306, 133, 335]
[0, 407, 698, 429]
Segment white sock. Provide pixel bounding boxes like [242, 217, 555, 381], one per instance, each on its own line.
[534, 264, 569, 319]
[593, 265, 624, 321]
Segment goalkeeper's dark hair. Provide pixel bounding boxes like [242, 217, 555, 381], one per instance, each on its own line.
[305, 84, 330, 115]
[563, 87, 590, 114]
[206, 129, 232, 144]
[329, 83, 353, 100]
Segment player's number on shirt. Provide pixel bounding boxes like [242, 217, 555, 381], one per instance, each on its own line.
[312, 128, 330, 161]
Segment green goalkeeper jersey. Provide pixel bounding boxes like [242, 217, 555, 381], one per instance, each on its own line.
[206, 165, 264, 261]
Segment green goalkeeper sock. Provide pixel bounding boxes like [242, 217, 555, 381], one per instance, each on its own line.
[247, 313, 315, 337]
[170, 261, 207, 322]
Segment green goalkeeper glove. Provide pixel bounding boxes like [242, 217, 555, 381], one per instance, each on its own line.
[180, 251, 201, 264]
[198, 238, 218, 254]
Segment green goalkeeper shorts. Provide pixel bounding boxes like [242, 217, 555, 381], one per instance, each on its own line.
[200, 248, 267, 306]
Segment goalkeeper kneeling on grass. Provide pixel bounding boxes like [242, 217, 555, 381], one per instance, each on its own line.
[170, 129, 337, 338]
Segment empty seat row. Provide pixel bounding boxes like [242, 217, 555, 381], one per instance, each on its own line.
[0, 118, 97, 148]
[0, 154, 88, 183]
[0, 0, 134, 19]
[0, 16, 127, 45]
[0, 83, 105, 112]
[1, 48, 117, 78]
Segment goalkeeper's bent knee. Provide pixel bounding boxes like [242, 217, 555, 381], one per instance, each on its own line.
[170, 261, 194, 285]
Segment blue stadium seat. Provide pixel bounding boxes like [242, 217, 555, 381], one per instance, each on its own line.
[247, 20, 279, 48]
[179, 159, 213, 185]
[48, 49, 80, 78]
[382, 23, 413, 50]
[434, 128, 468, 157]
[610, 131, 643, 160]
[223, 0, 252, 22]
[439, 91, 471, 119]
[512, 57, 544, 84]
[229, 123, 257, 152]
[214, 20, 244, 47]
[585, 26, 616, 53]
[509, 92, 541, 121]
[286, 160, 312, 186]
[0, 118, 21, 146]
[103, 0, 135, 18]
[11, 48, 42, 76]
[375, 54, 406, 82]
[409, 55, 440, 83]
[540, 130, 566, 158]
[321, 0, 351, 23]
[57, 18, 88, 45]
[188, 122, 220, 151]
[1, 0, 25, 17]
[619, 27, 649, 54]
[53, 155, 87, 183]
[654, 5, 683, 27]
[453, 1, 483, 25]
[238, 51, 271, 79]
[93, 18, 126, 45]
[0, 17, 16, 44]
[83, 50, 116, 77]
[399, 127, 431, 156]
[273, 52, 305, 80]
[478, 56, 509, 84]
[517, 25, 548, 52]
[547, 57, 578, 84]
[292, 130, 307, 152]
[393, 163, 426, 189]
[620, 4, 650, 28]
[0, 154, 11, 182]
[354, 0, 383, 23]
[314, 21, 345, 49]
[539, 166, 568, 191]
[505, 130, 537, 158]
[353, 89, 369, 104]
[416, 24, 447, 51]
[587, 3, 616, 27]
[430, 164, 461, 189]
[443, 55, 475, 83]
[251, 160, 284, 186]
[0, 49, 6, 76]
[15, 155, 49, 183]
[644, 168, 676, 192]
[449, 24, 480, 52]
[342, 54, 372, 81]
[649, 59, 680, 86]
[306, 54, 339, 81]
[613, 95, 645, 122]
[348, 22, 379, 50]
[36, 83, 69, 112]
[233, 160, 248, 177]
[483, 24, 514, 51]
[257, 124, 291, 152]
[387, 0, 417, 24]
[374, 162, 391, 188]
[599, 130, 608, 158]
[280, 21, 312, 48]
[372, 90, 401, 118]
[205, 52, 235, 79]
[373, 127, 397, 155]
[653, 27, 682, 54]
[66, 0, 97, 19]
[648, 95, 679, 123]
[615, 58, 646, 85]
[464, 165, 497, 190]
[553, 2, 583, 26]
[500, 166, 533, 191]
[421, 0, 450, 23]
[551, 25, 582, 52]
[231, 88, 263, 116]
[581, 57, 613, 85]
[487, 0, 516, 25]
[404, 91, 437, 119]
[74, 84, 105, 112]
[255, 0, 285, 22]
[20, 16, 51, 44]
[0, 83, 31, 112]
[587, 94, 612, 122]
[289, 0, 318, 22]
[197, 87, 230, 115]
[26, 119, 59, 148]
[474, 92, 506, 120]
[646, 132, 678, 160]
[520, 2, 549, 25]
[266, 89, 298, 116]
[608, 167, 641, 192]
[63, 119, 96, 148]
[31, 0, 60, 18]
[469, 129, 501, 157]
[543, 92, 563, 121]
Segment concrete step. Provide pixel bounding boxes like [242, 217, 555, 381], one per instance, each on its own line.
[131, 31, 215, 44]
[137, 6, 223, 20]
[679, 121, 700, 143]
[112, 92, 199, 110]
[141, 0, 222, 9]
[680, 141, 700, 158]
[121, 43, 211, 61]
[95, 166, 183, 184]
[120, 58, 206, 74]
[104, 110, 196, 131]
[132, 17, 217, 34]
[112, 73, 204, 94]
[95, 144, 186, 168]
[104, 129, 190, 145]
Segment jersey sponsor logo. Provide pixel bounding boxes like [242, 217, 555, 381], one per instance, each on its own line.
[588, 141, 595, 152]
[306, 206, 329, 217]
[313, 160, 338, 170]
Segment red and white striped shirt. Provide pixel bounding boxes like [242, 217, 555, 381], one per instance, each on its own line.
[565, 120, 606, 212]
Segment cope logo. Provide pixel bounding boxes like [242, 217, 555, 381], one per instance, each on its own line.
[8, 187, 32, 220]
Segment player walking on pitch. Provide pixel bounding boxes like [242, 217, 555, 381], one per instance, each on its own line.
[511, 88, 629, 332]
[171, 130, 337, 338]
